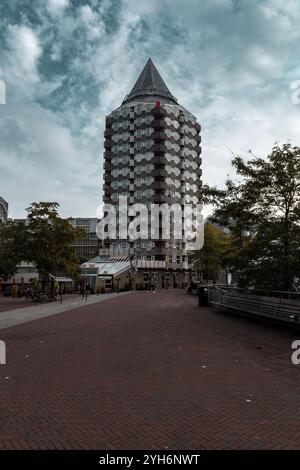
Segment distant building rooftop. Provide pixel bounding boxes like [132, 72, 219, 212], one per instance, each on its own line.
[81, 256, 132, 278]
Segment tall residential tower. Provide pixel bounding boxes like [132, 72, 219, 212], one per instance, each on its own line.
[102, 58, 202, 288]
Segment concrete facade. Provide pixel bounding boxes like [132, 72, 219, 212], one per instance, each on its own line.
[0, 197, 8, 225]
[101, 59, 202, 288]
[69, 218, 99, 262]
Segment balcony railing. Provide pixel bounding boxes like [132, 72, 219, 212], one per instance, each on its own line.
[99, 248, 134, 257]
[133, 259, 166, 269]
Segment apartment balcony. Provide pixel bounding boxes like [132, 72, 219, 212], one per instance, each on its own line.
[104, 129, 113, 137]
[152, 194, 170, 204]
[153, 143, 166, 154]
[132, 259, 167, 269]
[104, 150, 112, 159]
[153, 155, 166, 165]
[104, 174, 112, 183]
[153, 131, 165, 141]
[99, 248, 134, 257]
[103, 186, 113, 195]
[152, 181, 167, 190]
[103, 162, 112, 171]
[131, 259, 190, 271]
[150, 246, 169, 255]
[152, 119, 165, 130]
[152, 107, 166, 119]
[104, 140, 112, 149]
[166, 261, 190, 271]
[140, 168, 166, 178]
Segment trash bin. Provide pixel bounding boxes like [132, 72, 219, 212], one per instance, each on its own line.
[198, 286, 209, 306]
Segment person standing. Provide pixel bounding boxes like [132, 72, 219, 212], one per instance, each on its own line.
[85, 283, 90, 301]
[82, 283, 89, 301]
[149, 274, 156, 293]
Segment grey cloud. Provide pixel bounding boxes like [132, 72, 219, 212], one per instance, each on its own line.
[0, 0, 300, 218]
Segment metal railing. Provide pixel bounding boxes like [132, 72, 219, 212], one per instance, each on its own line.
[207, 286, 300, 324]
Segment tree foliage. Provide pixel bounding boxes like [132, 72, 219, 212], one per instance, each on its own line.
[0, 221, 28, 280]
[202, 143, 300, 291]
[192, 223, 231, 282]
[25, 202, 85, 280]
[0, 202, 85, 282]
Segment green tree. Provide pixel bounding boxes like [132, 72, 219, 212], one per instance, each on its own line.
[203, 143, 300, 291]
[201, 178, 255, 249]
[25, 202, 85, 281]
[191, 223, 231, 282]
[0, 221, 28, 280]
[233, 143, 300, 290]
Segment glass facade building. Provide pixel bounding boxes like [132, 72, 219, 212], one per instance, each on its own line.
[69, 218, 99, 263]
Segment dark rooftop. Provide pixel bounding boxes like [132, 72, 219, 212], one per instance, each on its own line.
[122, 58, 178, 105]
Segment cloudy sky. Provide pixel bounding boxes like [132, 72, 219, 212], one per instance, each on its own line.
[0, 0, 300, 218]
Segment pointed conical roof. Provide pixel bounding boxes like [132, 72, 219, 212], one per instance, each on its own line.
[122, 58, 178, 105]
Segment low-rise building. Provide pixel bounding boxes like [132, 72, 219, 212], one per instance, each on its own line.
[80, 255, 133, 293]
[0, 262, 39, 295]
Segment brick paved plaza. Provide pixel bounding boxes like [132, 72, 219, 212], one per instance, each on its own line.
[0, 290, 299, 449]
[0, 297, 29, 313]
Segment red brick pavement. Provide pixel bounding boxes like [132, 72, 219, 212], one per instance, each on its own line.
[0, 294, 81, 314]
[0, 290, 299, 449]
[0, 297, 29, 313]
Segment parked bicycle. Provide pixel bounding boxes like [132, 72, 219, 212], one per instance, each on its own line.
[25, 289, 57, 303]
